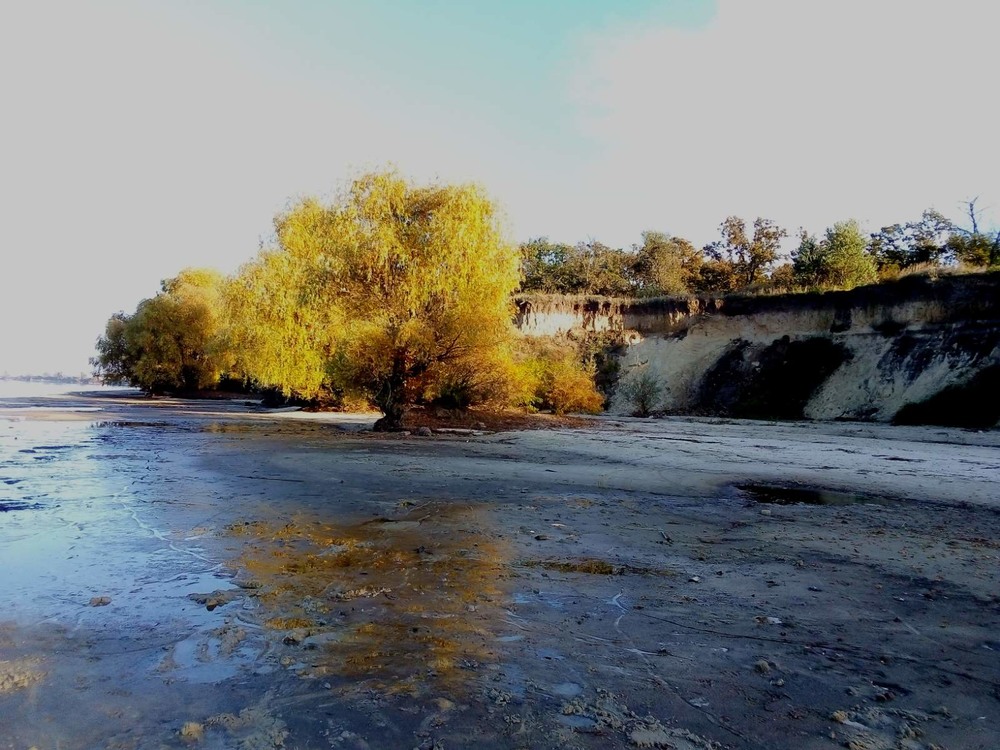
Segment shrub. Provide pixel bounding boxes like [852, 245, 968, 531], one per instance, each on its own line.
[618, 370, 663, 417]
[541, 358, 605, 415]
[515, 336, 604, 414]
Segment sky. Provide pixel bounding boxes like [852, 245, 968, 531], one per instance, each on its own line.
[1, 0, 997, 375]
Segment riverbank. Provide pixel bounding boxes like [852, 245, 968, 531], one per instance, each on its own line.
[1, 392, 998, 749]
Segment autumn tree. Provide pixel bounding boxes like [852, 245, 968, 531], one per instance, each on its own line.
[92, 268, 229, 393]
[231, 171, 521, 430]
[704, 216, 788, 289]
[225, 240, 341, 401]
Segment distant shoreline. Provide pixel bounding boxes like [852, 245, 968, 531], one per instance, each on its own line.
[0, 374, 99, 386]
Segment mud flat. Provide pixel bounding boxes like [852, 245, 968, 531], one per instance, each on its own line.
[1, 392, 998, 749]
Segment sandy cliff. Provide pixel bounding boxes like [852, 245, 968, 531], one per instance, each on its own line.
[515, 273, 1000, 426]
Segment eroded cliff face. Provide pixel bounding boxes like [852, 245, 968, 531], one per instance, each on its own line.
[514, 273, 1000, 426]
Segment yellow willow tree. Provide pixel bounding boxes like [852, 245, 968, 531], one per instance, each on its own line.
[225, 245, 341, 400]
[229, 171, 522, 429]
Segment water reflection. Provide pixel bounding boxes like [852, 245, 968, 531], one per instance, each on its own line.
[227, 504, 508, 696]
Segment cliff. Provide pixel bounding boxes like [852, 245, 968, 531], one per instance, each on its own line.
[514, 272, 1000, 427]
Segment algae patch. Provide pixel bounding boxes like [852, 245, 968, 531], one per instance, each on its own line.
[225, 504, 510, 695]
[0, 657, 44, 694]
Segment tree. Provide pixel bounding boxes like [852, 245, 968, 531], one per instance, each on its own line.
[822, 220, 878, 289]
[520, 238, 573, 293]
[560, 240, 633, 296]
[236, 171, 521, 430]
[792, 221, 878, 290]
[520, 238, 633, 296]
[945, 198, 1000, 267]
[91, 312, 135, 385]
[705, 216, 787, 289]
[92, 268, 229, 393]
[630, 231, 701, 296]
[225, 245, 340, 401]
[791, 231, 825, 287]
[869, 209, 954, 272]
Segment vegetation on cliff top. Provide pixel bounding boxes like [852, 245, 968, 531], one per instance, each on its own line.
[520, 200, 998, 300]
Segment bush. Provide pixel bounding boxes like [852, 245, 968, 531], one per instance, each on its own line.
[541, 358, 605, 415]
[515, 336, 605, 415]
[618, 370, 663, 417]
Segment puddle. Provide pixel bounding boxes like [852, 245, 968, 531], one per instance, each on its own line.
[225, 504, 510, 696]
[551, 681, 583, 698]
[556, 714, 597, 729]
[737, 483, 895, 506]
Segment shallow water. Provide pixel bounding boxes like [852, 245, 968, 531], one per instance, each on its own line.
[2, 394, 999, 749]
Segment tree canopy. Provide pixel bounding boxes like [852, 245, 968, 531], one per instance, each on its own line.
[92, 268, 228, 393]
[231, 171, 522, 429]
[792, 221, 877, 290]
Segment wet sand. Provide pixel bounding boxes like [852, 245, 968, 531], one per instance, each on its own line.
[1, 391, 999, 749]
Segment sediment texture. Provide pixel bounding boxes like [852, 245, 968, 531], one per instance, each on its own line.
[515, 273, 1000, 425]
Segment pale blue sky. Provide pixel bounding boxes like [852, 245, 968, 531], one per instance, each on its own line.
[0, 0, 996, 374]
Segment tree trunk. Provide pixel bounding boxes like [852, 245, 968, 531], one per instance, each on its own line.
[372, 347, 408, 431]
[373, 402, 406, 432]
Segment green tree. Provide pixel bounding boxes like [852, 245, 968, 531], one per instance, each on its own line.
[792, 221, 878, 290]
[630, 231, 701, 296]
[945, 198, 1000, 267]
[520, 238, 573, 293]
[91, 312, 134, 385]
[705, 216, 788, 289]
[822, 220, 878, 289]
[791, 231, 825, 287]
[559, 240, 633, 296]
[869, 209, 954, 272]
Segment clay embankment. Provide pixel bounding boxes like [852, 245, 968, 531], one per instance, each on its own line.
[515, 273, 1000, 425]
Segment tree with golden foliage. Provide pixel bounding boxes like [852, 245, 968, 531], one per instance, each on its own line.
[225, 245, 341, 401]
[229, 171, 522, 429]
[92, 268, 229, 393]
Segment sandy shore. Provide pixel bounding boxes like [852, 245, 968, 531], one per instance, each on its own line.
[1, 392, 998, 749]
